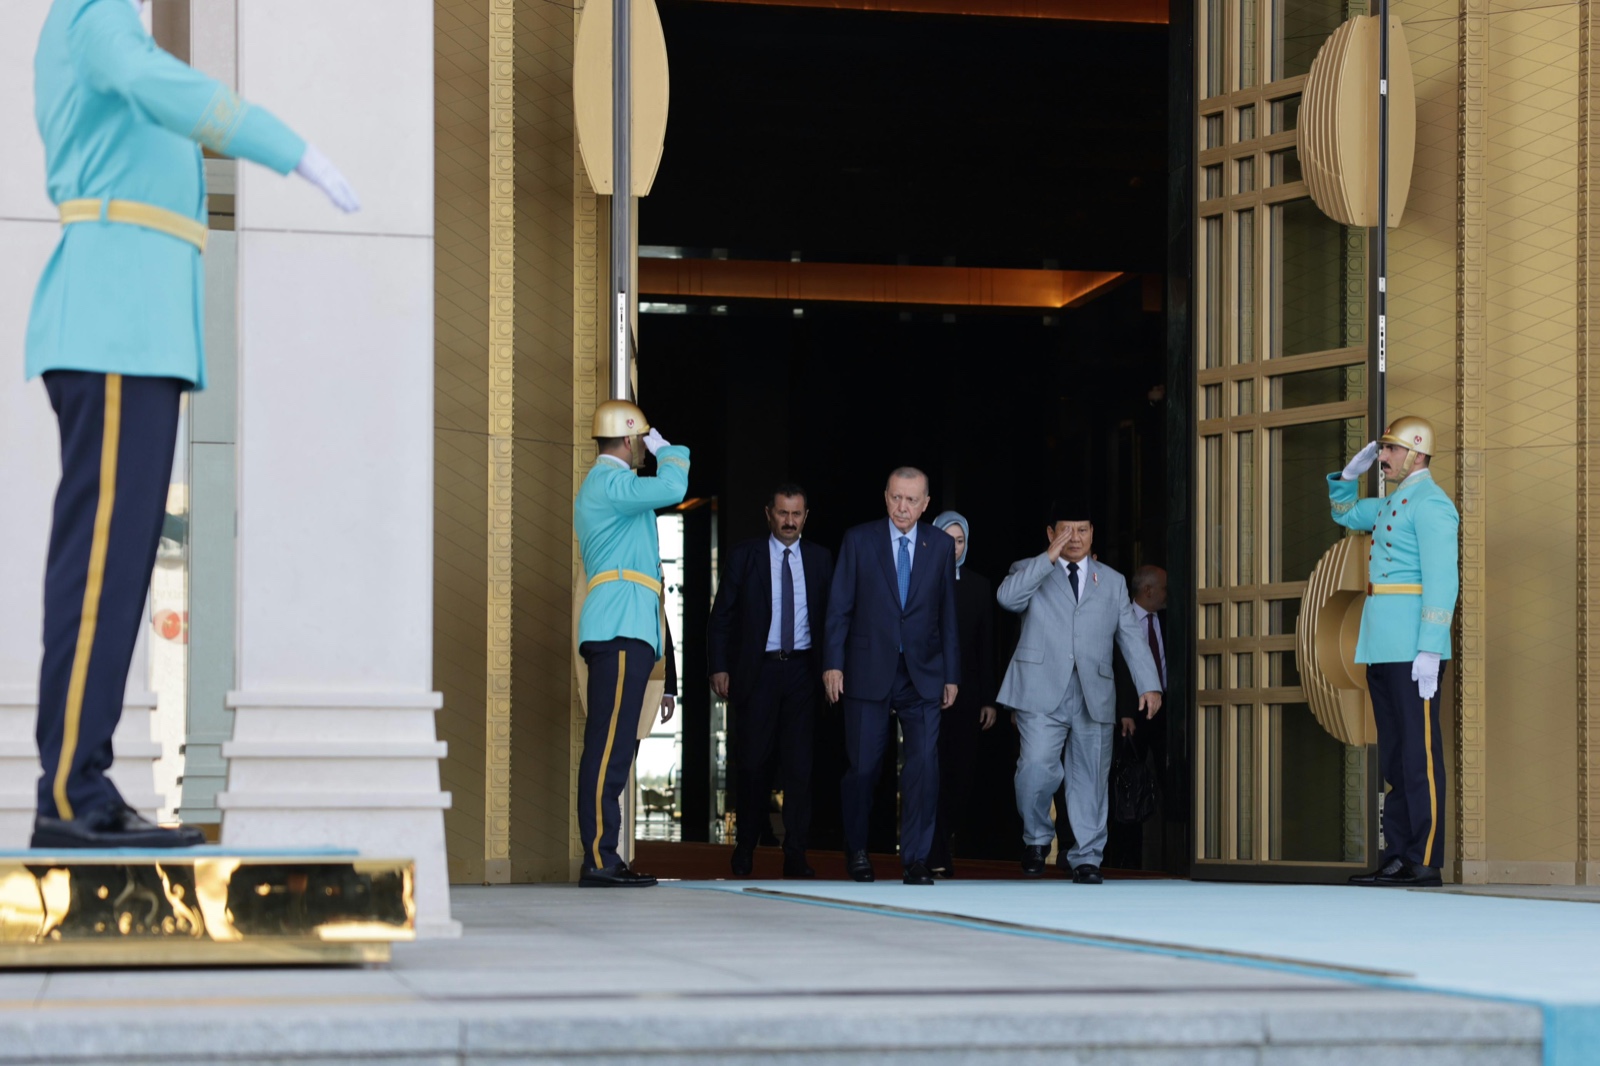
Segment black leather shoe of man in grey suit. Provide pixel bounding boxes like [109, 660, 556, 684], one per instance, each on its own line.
[1021, 844, 1047, 877]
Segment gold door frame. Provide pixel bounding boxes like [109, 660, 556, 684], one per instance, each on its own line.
[1194, 0, 1372, 872]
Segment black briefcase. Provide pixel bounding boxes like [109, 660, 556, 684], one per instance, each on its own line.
[1111, 734, 1159, 825]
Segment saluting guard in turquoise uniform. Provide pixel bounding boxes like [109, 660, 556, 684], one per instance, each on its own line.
[26, 0, 358, 848]
[1329, 416, 1460, 887]
[575, 400, 690, 887]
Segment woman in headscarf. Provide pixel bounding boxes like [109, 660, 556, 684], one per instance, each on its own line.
[929, 511, 998, 877]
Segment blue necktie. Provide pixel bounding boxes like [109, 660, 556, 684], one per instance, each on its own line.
[1068, 561, 1080, 599]
[780, 547, 795, 654]
[897, 536, 911, 609]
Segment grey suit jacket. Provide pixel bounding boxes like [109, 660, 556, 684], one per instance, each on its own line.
[994, 554, 1161, 723]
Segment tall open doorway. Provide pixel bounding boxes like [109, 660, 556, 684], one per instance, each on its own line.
[630, 0, 1180, 872]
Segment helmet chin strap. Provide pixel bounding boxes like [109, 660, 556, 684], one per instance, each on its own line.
[1386, 448, 1423, 482]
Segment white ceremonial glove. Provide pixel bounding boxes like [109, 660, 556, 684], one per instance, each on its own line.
[1412, 651, 1441, 701]
[1341, 441, 1380, 481]
[642, 428, 668, 456]
[294, 145, 361, 214]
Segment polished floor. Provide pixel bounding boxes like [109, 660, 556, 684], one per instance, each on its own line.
[0, 881, 1542, 1064]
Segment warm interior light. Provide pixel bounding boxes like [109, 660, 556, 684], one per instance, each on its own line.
[682, 0, 1167, 25]
[639, 257, 1129, 310]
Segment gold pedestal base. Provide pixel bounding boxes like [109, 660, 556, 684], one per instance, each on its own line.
[0, 849, 413, 968]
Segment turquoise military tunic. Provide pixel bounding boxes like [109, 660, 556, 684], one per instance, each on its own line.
[1327, 468, 1460, 664]
[575, 447, 691, 658]
[27, 0, 307, 389]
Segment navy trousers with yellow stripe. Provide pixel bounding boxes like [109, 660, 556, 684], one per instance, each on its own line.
[1367, 660, 1448, 870]
[37, 371, 182, 821]
[577, 637, 654, 871]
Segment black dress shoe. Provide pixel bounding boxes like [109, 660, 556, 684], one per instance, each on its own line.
[579, 862, 659, 887]
[1348, 856, 1405, 885]
[1021, 844, 1047, 878]
[846, 849, 875, 882]
[1072, 863, 1104, 884]
[903, 861, 935, 886]
[930, 862, 954, 879]
[1376, 862, 1442, 888]
[31, 805, 205, 849]
[730, 846, 755, 878]
[782, 854, 815, 879]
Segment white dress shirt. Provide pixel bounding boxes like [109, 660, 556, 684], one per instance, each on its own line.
[766, 535, 811, 652]
[1133, 602, 1166, 690]
[888, 518, 917, 572]
[1057, 555, 1090, 601]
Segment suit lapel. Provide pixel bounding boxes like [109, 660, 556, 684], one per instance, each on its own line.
[1075, 558, 1096, 608]
[878, 523, 904, 604]
[907, 523, 936, 604]
[758, 539, 773, 620]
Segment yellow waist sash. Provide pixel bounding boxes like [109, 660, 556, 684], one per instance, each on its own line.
[1368, 583, 1423, 595]
[59, 199, 208, 253]
[586, 568, 663, 596]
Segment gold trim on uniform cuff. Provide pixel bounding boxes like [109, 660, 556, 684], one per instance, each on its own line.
[1421, 606, 1453, 625]
[1331, 500, 1354, 514]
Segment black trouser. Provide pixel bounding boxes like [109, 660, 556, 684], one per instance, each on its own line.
[931, 699, 980, 867]
[734, 653, 817, 856]
[577, 637, 654, 871]
[1368, 660, 1448, 869]
[36, 372, 183, 822]
[841, 656, 940, 867]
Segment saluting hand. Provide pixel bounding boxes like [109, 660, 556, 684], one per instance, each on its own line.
[643, 428, 669, 456]
[824, 669, 844, 704]
[1341, 441, 1379, 481]
[1045, 526, 1074, 563]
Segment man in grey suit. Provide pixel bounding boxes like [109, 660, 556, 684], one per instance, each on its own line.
[996, 501, 1162, 883]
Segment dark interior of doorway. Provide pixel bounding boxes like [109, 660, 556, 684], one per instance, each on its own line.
[636, 0, 1184, 872]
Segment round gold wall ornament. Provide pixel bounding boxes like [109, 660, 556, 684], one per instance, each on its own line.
[574, 0, 672, 196]
[1295, 533, 1377, 746]
[1299, 15, 1415, 228]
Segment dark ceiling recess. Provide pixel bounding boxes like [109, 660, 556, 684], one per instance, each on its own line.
[641, 0, 1168, 274]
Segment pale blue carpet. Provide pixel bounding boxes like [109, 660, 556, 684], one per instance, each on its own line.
[682, 879, 1600, 1064]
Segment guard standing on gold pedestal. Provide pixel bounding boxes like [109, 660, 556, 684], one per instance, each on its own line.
[27, 0, 357, 848]
[1329, 417, 1460, 887]
[575, 400, 690, 887]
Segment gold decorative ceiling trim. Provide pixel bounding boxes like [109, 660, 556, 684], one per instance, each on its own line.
[485, 0, 515, 886]
[682, 0, 1166, 22]
[639, 257, 1129, 309]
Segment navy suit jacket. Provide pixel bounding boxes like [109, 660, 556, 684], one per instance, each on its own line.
[824, 520, 960, 703]
[706, 536, 833, 706]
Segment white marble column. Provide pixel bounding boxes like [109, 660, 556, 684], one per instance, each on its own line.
[217, 0, 457, 937]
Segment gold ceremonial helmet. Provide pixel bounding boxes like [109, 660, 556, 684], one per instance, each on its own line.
[1379, 415, 1435, 456]
[591, 399, 650, 439]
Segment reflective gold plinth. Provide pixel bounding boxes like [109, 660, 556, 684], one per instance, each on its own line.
[0, 849, 414, 967]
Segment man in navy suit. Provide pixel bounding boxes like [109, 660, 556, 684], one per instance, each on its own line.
[824, 467, 960, 885]
[708, 483, 833, 879]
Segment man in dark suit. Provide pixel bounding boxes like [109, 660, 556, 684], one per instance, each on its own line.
[708, 483, 833, 879]
[824, 467, 960, 886]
